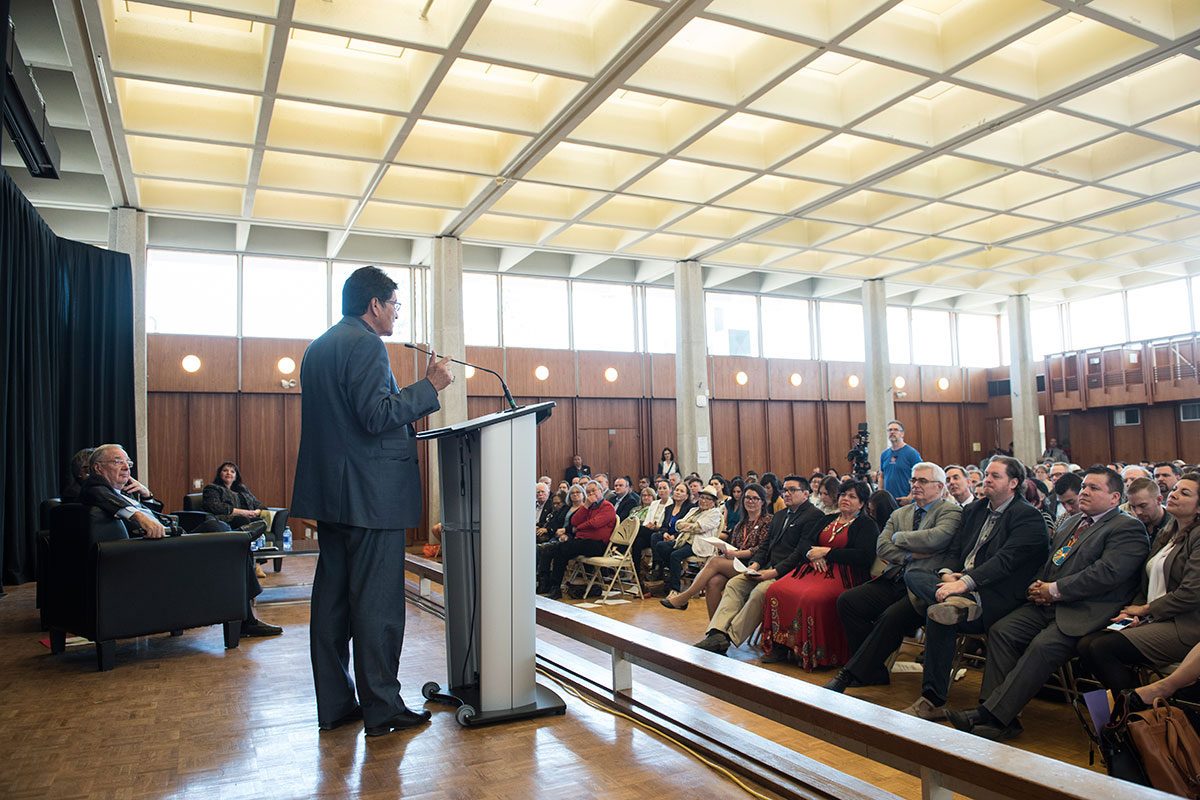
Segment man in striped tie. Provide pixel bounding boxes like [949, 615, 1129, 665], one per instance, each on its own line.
[945, 466, 1149, 741]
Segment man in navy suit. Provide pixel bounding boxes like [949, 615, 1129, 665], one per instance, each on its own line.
[293, 266, 453, 737]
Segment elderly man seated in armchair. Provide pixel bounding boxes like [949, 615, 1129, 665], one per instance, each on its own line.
[80, 444, 282, 637]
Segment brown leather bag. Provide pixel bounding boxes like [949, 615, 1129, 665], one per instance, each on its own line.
[1128, 698, 1200, 798]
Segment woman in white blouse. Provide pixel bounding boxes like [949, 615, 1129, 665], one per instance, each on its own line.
[1077, 472, 1200, 692]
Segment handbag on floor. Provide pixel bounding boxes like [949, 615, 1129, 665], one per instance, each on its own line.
[1127, 697, 1200, 798]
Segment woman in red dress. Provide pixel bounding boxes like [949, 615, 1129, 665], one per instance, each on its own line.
[762, 480, 878, 670]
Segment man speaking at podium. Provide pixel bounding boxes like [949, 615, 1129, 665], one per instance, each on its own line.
[293, 266, 454, 737]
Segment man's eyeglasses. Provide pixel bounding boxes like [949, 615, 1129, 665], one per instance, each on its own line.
[380, 298, 401, 312]
[782, 486, 804, 494]
[101, 459, 134, 468]
[910, 477, 941, 486]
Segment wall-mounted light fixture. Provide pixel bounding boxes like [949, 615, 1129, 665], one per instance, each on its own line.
[181, 355, 201, 373]
[847, 374, 860, 388]
[937, 377, 950, 391]
[735, 371, 748, 386]
[789, 373, 802, 387]
[277, 356, 296, 375]
[280, 378, 298, 389]
[604, 367, 618, 382]
[464, 365, 476, 379]
[893, 376, 906, 389]
[534, 365, 549, 381]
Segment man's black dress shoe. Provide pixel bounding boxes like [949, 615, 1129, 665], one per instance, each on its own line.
[241, 617, 283, 637]
[364, 707, 432, 737]
[971, 718, 1023, 741]
[318, 706, 363, 732]
[945, 707, 983, 733]
[823, 668, 856, 693]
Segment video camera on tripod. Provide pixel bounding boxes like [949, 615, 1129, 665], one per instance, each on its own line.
[847, 422, 871, 481]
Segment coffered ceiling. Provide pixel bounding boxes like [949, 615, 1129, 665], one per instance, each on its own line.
[5, 0, 1200, 312]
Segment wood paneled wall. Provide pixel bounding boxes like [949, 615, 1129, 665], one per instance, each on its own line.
[147, 334, 1000, 537]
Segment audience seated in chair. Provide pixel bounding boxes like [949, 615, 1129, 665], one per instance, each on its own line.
[941, 466, 1148, 741]
[662, 482, 773, 618]
[1078, 472, 1200, 699]
[827, 463, 962, 692]
[654, 486, 723, 594]
[761, 480, 878, 670]
[693, 476, 824, 656]
[536, 484, 584, 591]
[203, 461, 270, 529]
[543, 481, 615, 601]
[80, 444, 281, 638]
[887, 457, 1049, 721]
[60, 447, 94, 502]
[648, 482, 694, 582]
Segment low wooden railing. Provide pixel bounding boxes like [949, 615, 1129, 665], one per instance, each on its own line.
[404, 554, 1173, 800]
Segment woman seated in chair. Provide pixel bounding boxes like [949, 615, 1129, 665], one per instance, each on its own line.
[203, 462, 269, 530]
[537, 484, 585, 594]
[761, 480, 878, 670]
[649, 482, 694, 582]
[661, 483, 773, 616]
[1078, 472, 1200, 695]
[654, 486, 723, 595]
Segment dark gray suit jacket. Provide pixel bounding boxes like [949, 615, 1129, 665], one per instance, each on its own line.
[1043, 508, 1148, 637]
[291, 316, 440, 529]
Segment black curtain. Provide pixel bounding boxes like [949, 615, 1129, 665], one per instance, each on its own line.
[0, 171, 136, 584]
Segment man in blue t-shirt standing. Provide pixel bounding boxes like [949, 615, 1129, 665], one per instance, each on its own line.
[880, 420, 921, 503]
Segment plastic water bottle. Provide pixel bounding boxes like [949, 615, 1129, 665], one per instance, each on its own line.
[255, 533, 267, 551]
[282, 527, 293, 551]
[250, 534, 260, 552]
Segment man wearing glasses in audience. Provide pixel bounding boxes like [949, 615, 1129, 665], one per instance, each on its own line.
[828, 463, 962, 695]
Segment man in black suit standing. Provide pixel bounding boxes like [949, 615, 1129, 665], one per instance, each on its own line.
[946, 467, 1147, 740]
[293, 266, 453, 738]
[899, 456, 1049, 719]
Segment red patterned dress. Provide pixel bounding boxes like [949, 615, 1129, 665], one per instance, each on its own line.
[762, 516, 859, 670]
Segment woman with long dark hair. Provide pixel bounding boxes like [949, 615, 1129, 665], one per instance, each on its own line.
[203, 461, 267, 529]
[658, 447, 680, 479]
[760, 472, 786, 513]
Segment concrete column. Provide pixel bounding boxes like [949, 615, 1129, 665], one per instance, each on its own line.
[674, 260, 712, 475]
[862, 279, 895, 471]
[108, 207, 148, 483]
[426, 236, 468, 539]
[1007, 294, 1041, 466]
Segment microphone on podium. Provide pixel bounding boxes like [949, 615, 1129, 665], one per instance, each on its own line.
[404, 343, 518, 412]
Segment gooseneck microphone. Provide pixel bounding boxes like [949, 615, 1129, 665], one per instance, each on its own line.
[404, 343, 518, 412]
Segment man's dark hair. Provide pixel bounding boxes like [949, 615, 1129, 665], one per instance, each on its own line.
[1155, 461, 1183, 476]
[944, 464, 966, 477]
[783, 474, 805, 488]
[342, 265, 397, 317]
[1084, 465, 1124, 496]
[988, 455, 1025, 484]
[1054, 472, 1083, 497]
[686, 476, 703, 486]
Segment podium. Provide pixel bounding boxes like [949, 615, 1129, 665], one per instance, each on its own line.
[415, 401, 566, 726]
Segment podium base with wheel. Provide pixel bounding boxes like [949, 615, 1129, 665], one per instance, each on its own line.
[422, 680, 566, 727]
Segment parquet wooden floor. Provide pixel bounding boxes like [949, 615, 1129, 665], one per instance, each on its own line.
[0, 557, 1098, 799]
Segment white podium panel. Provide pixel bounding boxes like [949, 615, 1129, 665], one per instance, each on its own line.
[417, 402, 564, 726]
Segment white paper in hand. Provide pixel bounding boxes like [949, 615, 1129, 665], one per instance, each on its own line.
[698, 535, 732, 552]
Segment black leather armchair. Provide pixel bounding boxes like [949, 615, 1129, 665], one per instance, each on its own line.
[35, 498, 62, 630]
[44, 503, 250, 670]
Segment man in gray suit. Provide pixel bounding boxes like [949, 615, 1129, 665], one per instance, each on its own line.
[293, 266, 453, 737]
[946, 466, 1149, 740]
[826, 462, 962, 695]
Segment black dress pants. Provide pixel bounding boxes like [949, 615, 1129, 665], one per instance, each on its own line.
[839, 575, 923, 685]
